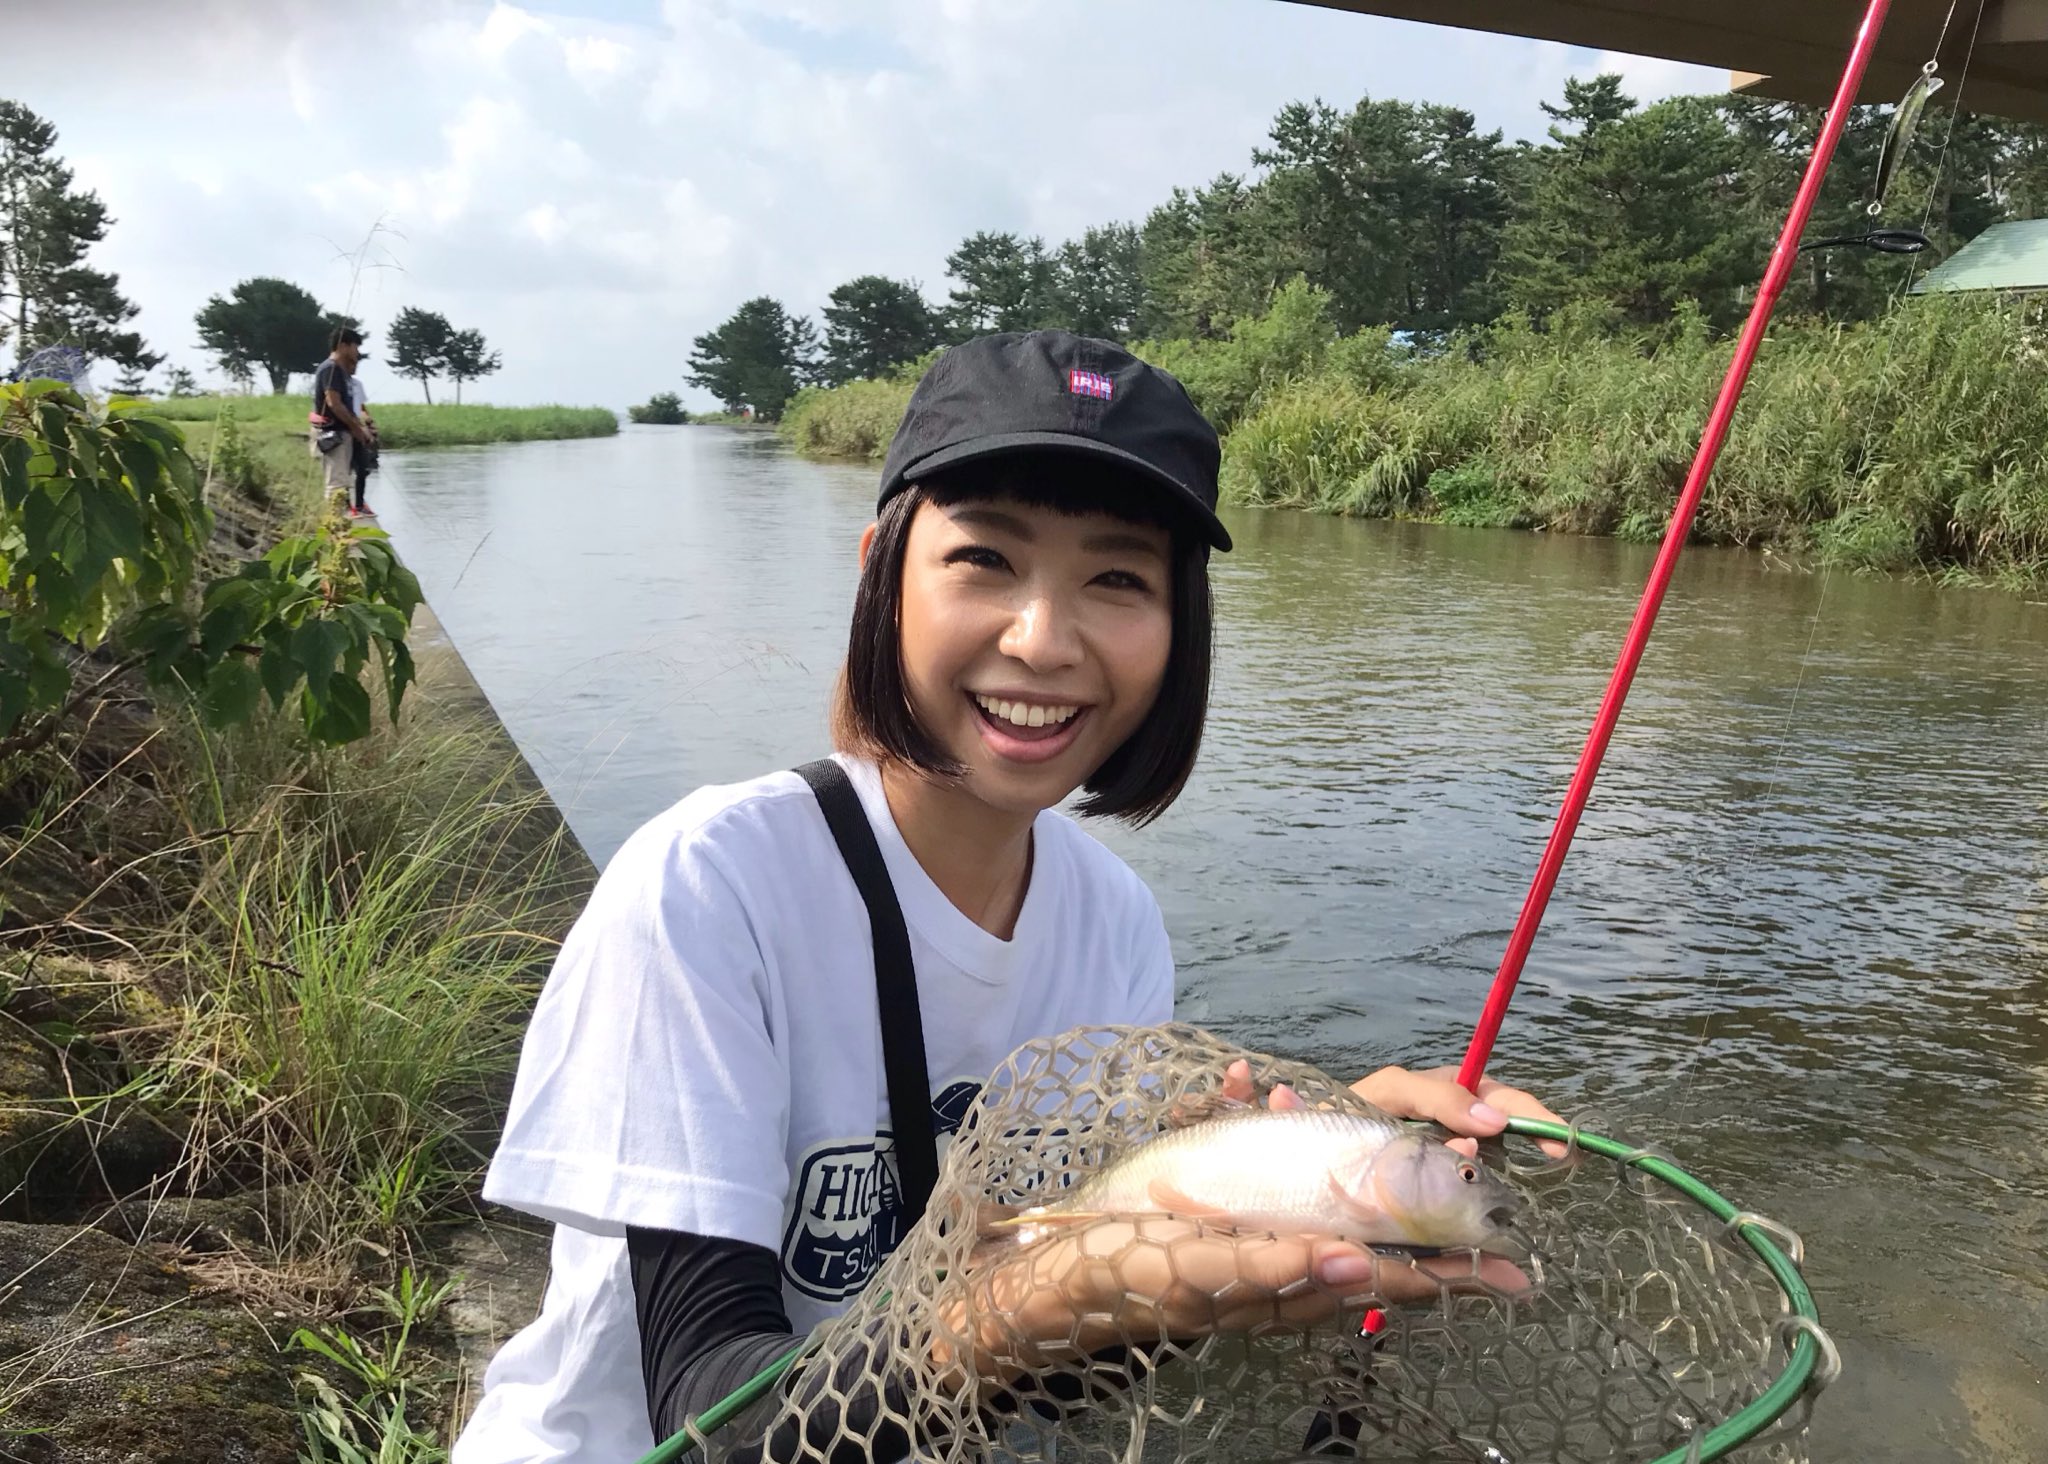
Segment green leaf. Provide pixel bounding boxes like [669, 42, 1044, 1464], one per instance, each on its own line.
[119, 602, 196, 675]
[111, 437, 168, 504]
[305, 671, 372, 744]
[380, 638, 416, 725]
[25, 649, 71, 710]
[199, 658, 262, 729]
[198, 578, 270, 658]
[360, 602, 409, 642]
[80, 477, 146, 569]
[291, 617, 351, 692]
[22, 484, 84, 573]
[258, 637, 302, 709]
[0, 436, 29, 512]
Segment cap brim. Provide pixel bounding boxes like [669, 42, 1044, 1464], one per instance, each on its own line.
[891, 431, 1232, 551]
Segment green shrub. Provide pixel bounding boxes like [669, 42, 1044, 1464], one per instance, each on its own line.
[781, 371, 920, 461]
[629, 391, 688, 425]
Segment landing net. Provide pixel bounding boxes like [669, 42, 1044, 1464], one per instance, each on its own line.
[692, 1024, 1832, 1464]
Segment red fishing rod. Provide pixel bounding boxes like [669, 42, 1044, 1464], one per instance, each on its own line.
[1456, 0, 1896, 1092]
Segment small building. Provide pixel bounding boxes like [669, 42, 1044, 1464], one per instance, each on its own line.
[1909, 218, 2048, 294]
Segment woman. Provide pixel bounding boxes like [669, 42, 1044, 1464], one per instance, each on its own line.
[453, 332, 1555, 1463]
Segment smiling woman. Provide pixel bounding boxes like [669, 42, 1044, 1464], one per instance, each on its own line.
[451, 330, 1558, 1464]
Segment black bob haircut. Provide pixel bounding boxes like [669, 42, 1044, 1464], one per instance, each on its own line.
[832, 451, 1213, 827]
[330, 326, 365, 350]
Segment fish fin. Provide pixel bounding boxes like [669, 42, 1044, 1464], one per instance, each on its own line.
[1146, 1177, 1231, 1218]
[1164, 1091, 1254, 1129]
[972, 1203, 1103, 1253]
[1326, 1171, 1395, 1230]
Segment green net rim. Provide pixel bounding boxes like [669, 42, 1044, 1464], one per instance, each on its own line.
[637, 1116, 1825, 1464]
[1502, 1115, 1824, 1464]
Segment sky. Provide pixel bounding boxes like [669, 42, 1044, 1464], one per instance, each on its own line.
[3, 0, 1721, 409]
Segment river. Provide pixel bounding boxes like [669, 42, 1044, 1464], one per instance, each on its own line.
[376, 425, 2047, 1463]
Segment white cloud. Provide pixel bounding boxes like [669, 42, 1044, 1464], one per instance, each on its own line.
[7, 0, 1729, 408]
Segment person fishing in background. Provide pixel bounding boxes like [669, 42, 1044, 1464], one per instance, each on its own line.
[450, 331, 1561, 1464]
[347, 355, 379, 517]
[308, 326, 373, 510]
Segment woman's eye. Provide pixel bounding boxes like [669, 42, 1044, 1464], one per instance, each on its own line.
[946, 546, 1009, 571]
[1095, 569, 1154, 593]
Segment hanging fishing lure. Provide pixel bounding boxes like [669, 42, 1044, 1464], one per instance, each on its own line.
[1869, 60, 1946, 216]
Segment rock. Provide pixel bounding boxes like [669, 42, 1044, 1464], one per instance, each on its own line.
[0, 1023, 68, 1200]
[93, 1193, 270, 1256]
[435, 1217, 550, 1423]
[0, 1222, 300, 1463]
[0, 956, 189, 1220]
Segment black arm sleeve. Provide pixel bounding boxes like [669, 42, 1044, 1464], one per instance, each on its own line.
[626, 1227, 1152, 1463]
[625, 1226, 800, 1443]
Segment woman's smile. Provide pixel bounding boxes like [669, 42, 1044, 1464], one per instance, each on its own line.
[968, 691, 1092, 763]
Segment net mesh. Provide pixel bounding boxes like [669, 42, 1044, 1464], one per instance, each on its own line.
[705, 1024, 1817, 1464]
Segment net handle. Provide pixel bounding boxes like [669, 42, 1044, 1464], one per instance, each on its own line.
[626, 1117, 1827, 1464]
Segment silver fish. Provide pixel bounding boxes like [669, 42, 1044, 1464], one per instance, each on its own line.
[988, 1100, 1522, 1253]
[1869, 63, 1946, 218]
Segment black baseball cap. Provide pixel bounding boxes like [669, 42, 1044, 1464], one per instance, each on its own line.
[878, 330, 1231, 551]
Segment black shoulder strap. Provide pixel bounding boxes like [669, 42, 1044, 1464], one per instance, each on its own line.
[793, 759, 938, 1225]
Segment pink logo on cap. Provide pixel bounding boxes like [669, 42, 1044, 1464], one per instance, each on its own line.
[1068, 369, 1114, 401]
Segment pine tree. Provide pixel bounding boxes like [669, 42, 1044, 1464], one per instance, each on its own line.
[0, 99, 157, 373]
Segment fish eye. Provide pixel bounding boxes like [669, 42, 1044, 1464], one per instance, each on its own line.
[1458, 1162, 1479, 1184]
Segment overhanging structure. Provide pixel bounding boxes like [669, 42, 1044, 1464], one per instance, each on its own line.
[1285, 1, 2048, 123]
[1909, 216, 2048, 287]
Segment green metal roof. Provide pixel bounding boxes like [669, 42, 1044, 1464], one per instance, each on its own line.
[1910, 219, 2048, 294]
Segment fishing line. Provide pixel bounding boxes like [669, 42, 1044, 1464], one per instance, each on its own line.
[1891, 0, 1989, 305]
[1661, 562, 1834, 1118]
[1657, 6, 1991, 1115]
[1455, 0, 1898, 1093]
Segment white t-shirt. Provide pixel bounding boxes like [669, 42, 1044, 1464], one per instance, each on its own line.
[348, 375, 367, 416]
[454, 755, 1175, 1464]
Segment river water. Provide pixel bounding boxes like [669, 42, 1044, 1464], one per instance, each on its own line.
[378, 426, 2047, 1463]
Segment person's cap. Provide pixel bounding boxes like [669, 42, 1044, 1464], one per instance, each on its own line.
[878, 330, 1230, 551]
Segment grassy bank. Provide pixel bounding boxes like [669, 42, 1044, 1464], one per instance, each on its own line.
[782, 369, 921, 460]
[149, 392, 619, 448]
[1, 415, 594, 1457]
[782, 288, 2048, 587]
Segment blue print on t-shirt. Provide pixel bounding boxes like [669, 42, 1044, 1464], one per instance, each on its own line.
[780, 1080, 983, 1302]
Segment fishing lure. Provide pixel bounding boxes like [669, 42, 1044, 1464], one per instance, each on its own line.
[1869, 60, 1945, 217]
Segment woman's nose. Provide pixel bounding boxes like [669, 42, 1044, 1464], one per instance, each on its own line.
[999, 592, 1083, 670]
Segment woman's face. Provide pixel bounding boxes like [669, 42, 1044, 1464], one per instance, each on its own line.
[894, 495, 1174, 818]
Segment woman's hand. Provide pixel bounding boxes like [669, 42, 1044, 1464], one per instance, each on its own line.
[936, 1056, 1545, 1385]
[939, 1212, 1524, 1388]
[1349, 1064, 1570, 1160]
[1217, 1057, 1568, 1158]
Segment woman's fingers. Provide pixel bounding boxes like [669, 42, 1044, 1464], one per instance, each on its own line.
[1038, 1217, 1531, 1341]
[1220, 1059, 1257, 1104]
[1352, 1064, 1573, 1159]
[1219, 1061, 1303, 1112]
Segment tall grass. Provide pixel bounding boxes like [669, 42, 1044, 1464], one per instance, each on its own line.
[1226, 295, 2048, 581]
[152, 714, 584, 1258]
[148, 394, 618, 449]
[780, 371, 920, 461]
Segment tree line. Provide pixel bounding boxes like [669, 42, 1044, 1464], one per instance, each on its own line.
[3, 97, 500, 402]
[685, 75, 2048, 419]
